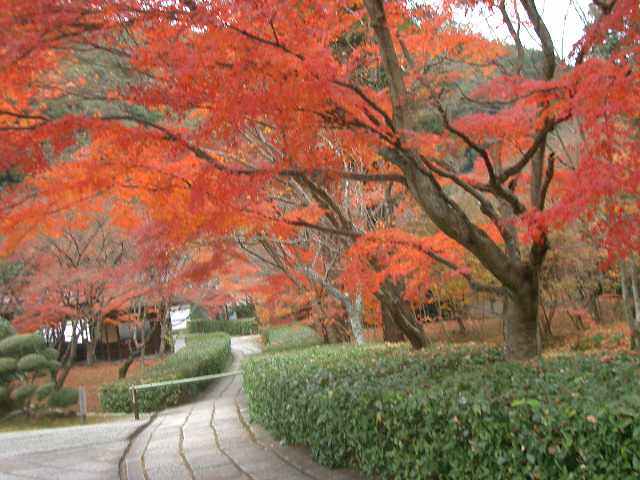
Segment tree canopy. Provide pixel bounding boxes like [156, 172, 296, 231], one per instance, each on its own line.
[1, 0, 638, 359]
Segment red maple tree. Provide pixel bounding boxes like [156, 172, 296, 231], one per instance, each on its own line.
[1, 0, 639, 358]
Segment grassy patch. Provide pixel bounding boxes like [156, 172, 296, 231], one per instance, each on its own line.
[188, 317, 258, 336]
[244, 343, 640, 479]
[262, 325, 322, 353]
[0, 414, 119, 433]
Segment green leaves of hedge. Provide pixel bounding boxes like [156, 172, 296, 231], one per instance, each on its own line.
[100, 332, 231, 412]
[187, 318, 258, 336]
[17, 353, 50, 373]
[262, 325, 322, 353]
[48, 388, 79, 408]
[0, 333, 46, 357]
[243, 345, 640, 479]
[0, 357, 17, 376]
[0, 318, 15, 341]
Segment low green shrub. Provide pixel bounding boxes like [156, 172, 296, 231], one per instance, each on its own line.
[0, 329, 76, 414]
[188, 318, 258, 336]
[0, 357, 17, 376]
[0, 318, 15, 341]
[573, 333, 606, 351]
[12, 384, 37, 405]
[0, 334, 46, 357]
[262, 325, 322, 353]
[48, 388, 79, 408]
[243, 344, 640, 479]
[100, 332, 231, 412]
[42, 347, 59, 360]
[17, 353, 50, 373]
[36, 382, 56, 401]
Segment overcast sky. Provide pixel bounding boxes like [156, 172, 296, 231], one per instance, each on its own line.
[453, 0, 593, 60]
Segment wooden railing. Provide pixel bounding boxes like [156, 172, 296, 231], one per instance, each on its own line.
[129, 370, 243, 419]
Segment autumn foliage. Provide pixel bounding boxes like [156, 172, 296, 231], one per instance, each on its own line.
[0, 0, 639, 359]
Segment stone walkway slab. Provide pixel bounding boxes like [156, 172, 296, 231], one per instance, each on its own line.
[123, 335, 363, 480]
[0, 415, 151, 480]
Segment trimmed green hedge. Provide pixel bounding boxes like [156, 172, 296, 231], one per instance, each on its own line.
[262, 325, 322, 353]
[100, 333, 231, 412]
[188, 318, 258, 336]
[243, 344, 640, 479]
[0, 318, 15, 341]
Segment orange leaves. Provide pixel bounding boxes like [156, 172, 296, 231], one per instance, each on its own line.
[282, 204, 327, 225]
[341, 228, 465, 304]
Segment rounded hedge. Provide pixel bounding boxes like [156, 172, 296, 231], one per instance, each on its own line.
[46, 359, 62, 373]
[36, 382, 56, 401]
[0, 357, 17, 376]
[42, 347, 59, 361]
[17, 353, 50, 372]
[187, 318, 258, 336]
[12, 384, 37, 405]
[0, 318, 15, 341]
[244, 345, 640, 479]
[47, 388, 78, 408]
[0, 334, 46, 357]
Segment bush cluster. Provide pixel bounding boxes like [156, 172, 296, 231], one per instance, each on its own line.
[243, 344, 640, 479]
[262, 325, 322, 353]
[0, 318, 77, 414]
[188, 318, 258, 336]
[100, 332, 231, 412]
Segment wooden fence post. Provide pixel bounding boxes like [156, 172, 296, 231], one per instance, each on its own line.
[78, 385, 87, 424]
[130, 386, 139, 420]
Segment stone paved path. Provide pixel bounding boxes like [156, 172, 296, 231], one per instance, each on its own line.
[123, 336, 363, 480]
[0, 416, 150, 480]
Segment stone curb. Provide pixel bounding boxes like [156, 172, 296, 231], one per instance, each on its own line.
[118, 412, 157, 480]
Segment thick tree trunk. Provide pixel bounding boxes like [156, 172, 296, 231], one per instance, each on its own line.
[85, 318, 101, 366]
[503, 283, 540, 361]
[56, 325, 78, 388]
[118, 350, 138, 379]
[381, 301, 405, 342]
[158, 302, 167, 355]
[159, 305, 173, 356]
[158, 320, 166, 356]
[456, 317, 467, 335]
[628, 260, 640, 351]
[378, 280, 427, 349]
[620, 261, 633, 323]
[363, 0, 552, 361]
[346, 293, 365, 345]
[86, 338, 96, 366]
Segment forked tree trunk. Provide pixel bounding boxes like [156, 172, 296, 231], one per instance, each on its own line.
[118, 349, 139, 379]
[361, 0, 557, 361]
[503, 282, 540, 361]
[381, 301, 405, 342]
[378, 280, 427, 349]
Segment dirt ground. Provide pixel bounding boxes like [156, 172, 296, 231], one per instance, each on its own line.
[365, 313, 632, 354]
[61, 357, 160, 412]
